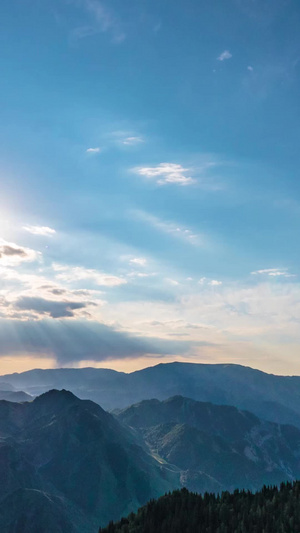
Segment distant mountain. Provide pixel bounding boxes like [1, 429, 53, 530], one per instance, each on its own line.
[0, 381, 32, 402]
[0, 390, 32, 402]
[0, 382, 16, 391]
[100, 482, 300, 533]
[2, 363, 300, 427]
[0, 390, 176, 532]
[116, 395, 300, 492]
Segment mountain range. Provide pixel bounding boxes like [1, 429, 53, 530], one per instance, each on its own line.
[0, 390, 175, 532]
[1, 387, 300, 531]
[116, 395, 300, 492]
[2, 362, 300, 428]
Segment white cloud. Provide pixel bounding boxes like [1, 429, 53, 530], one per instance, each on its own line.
[129, 257, 147, 267]
[247, 66, 254, 72]
[198, 277, 222, 286]
[52, 263, 127, 287]
[217, 50, 232, 61]
[122, 136, 144, 146]
[22, 225, 56, 237]
[86, 147, 102, 153]
[0, 262, 106, 321]
[251, 268, 295, 278]
[133, 163, 195, 186]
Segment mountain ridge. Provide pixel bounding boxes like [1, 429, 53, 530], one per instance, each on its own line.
[2, 362, 300, 427]
[115, 394, 300, 492]
[0, 389, 177, 532]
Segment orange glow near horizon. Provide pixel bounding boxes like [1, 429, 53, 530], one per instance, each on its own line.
[0, 349, 299, 377]
[0, 356, 56, 375]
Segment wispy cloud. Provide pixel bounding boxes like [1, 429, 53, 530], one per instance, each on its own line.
[133, 163, 195, 186]
[217, 50, 232, 61]
[198, 277, 222, 286]
[165, 278, 179, 286]
[71, 0, 125, 44]
[86, 147, 102, 153]
[122, 136, 144, 146]
[53, 263, 127, 287]
[251, 268, 295, 278]
[110, 131, 145, 147]
[127, 272, 153, 279]
[129, 257, 147, 267]
[132, 210, 202, 246]
[22, 225, 56, 237]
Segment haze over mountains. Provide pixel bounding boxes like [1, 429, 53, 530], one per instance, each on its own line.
[0, 381, 33, 402]
[1, 378, 300, 530]
[3, 362, 300, 428]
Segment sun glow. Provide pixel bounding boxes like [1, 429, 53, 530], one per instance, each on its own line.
[0, 355, 56, 375]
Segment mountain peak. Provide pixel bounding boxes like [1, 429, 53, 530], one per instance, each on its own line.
[32, 389, 80, 414]
[34, 388, 78, 402]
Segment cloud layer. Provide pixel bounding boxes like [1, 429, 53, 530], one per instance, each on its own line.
[0, 318, 195, 364]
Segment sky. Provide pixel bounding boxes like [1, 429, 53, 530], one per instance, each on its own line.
[0, 0, 300, 375]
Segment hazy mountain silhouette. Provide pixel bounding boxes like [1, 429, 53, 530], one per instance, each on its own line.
[0, 390, 32, 402]
[2, 362, 300, 427]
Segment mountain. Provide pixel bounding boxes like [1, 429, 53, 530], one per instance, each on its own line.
[0, 381, 32, 402]
[99, 482, 300, 533]
[1, 389, 300, 531]
[0, 489, 81, 533]
[0, 390, 32, 402]
[2, 363, 300, 427]
[0, 390, 176, 532]
[115, 395, 300, 492]
[0, 382, 16, 391]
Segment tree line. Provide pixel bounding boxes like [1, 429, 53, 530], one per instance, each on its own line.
[99, 481, 300, 533]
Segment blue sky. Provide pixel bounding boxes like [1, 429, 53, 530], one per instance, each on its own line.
[0, 0, 300, 374]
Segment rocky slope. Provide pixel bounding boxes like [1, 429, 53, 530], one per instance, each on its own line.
[116, 395, 300, 492]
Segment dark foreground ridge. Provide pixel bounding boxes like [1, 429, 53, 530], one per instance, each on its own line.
[100, 481, 300, 533]
[0, 389, 174, 532]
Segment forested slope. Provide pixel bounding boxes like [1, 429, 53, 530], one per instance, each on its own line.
[100, 482, 300, 533]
